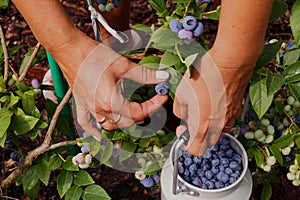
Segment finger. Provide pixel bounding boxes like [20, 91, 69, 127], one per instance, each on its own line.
[222, 117, 236, 133]
[76, 101, 102, 141]
[96, 114, 136, 130]
[123, 64, 169, 84]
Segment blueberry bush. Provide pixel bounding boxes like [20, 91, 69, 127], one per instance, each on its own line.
[0, 0, 300, 200]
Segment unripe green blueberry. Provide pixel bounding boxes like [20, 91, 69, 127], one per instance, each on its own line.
[288, 110, 295, 116]
[79, 163, 89, 169]
[34, 89, 42, 99]
[289, 165, 298, 173]
[248, 120, 255, 128]
[266, 125, 275, 134]
[153, 145, 162, 154]
[254, 129, 264, 139]
[287, 96, 296, 105]
[244, 131, 254, 139]
[12, 74, 17, 81]
[287, 172, 296, 180]
[292, 179, 300, 186]
[156, 130, 166, 137]
[281, 146, 291, 155]
[263, 164, 271, 172]
[284, 105, 291, 112]
[105, 2, 115, 12]
[138, 158, 146, 167]
[261, 118, 270, 126]
[264, 135, 274, 143]
[98, 4, 106, 11]
[146, 160, 153, 168]
[257, 134, 266, 142]
[266, 156, 276, 166]
[283, 117, 290, 126]
[294, 101, 300, 107]
[143, 152, 148, 158]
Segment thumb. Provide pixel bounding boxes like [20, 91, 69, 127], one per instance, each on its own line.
[123, 65, 169, 84]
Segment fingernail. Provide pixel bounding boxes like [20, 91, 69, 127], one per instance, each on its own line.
[156, 70, 169, 80]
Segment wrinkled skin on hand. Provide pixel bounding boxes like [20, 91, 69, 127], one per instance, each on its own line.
[70, 44, 169, 140]
[173, 52, 253, 156]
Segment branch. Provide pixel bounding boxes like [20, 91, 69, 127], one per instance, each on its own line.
[0, 25, 9, 84]
[48, 140, 77, 151]
[1, 88, 73, 189]
[18, 42, 41, 82]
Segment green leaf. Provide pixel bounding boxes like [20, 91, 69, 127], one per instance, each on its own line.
[82, 185, 111, 200]
[261, 182, 272, 200]
[250, 75, 273, 118]
[24, 181, 40, 200]
[161, 51, 181, 67]
[283, 61, 300, 82]
[63, 156, 79, 171]
[49, 154, 63, 170]
[119, 140, 137, 162]
[269, 0, 288, 22]
[266, 70, 284, 96]
[203, 7, 220, 20]
[0, 108, 12, 138]
[283, 49, 300, 66]
[65, 186, 83, 200]
[296, 154, 300, 166]
[295, 136, 300, 148]
[10, 115, 39, 135]
[272, 134, 294, 148]
[8, 92, 19, 107]
[138, 56, 161, 69]
[99, 140, 114, 163]
[57, 170, 73, 198]
[0, 132, 7, 147]
[22, 165, 40, 191]
[255, 42, 283, 70]
[74, 170, 95, 186]
[290, 0, 300, 46]
[254, 148, 264, 167]
[36, 161, 50, 186]
[8, 44, 26, 56]
[0, 0, 9, 9]
[22, 94, 35, 115]
[288, 82, 300, 102]
[149, 0, 169, 17]
[151, 28, 182, 49]
[269, 145, 283, 166]
[145, 161, 161, 175]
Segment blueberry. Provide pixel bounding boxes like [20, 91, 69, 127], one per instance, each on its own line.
[155, 82, 169, 95]
[285, 41, 295, 50]
[197, 169, 205, 177]
[198, 0, 211, 5]
[182, 16, 197, 31]
[177, 29, 195, 44]
[178, 165, 185, 174]
[215, 181, 224, 189]
[98, 4, 106, 11]
[217, 150, 226, 158]
[193, 22, 204, 37]
[203, 151, 212, 159]
[206, 180, 215, 189]
[231, 172, 239, 179]
[205, 170, 214, 180]
[211, 166, 219, 174]
[113, 0, 121, 7]
[169, 19, 183, 33]
[98, 0, 108, 4]
[192, 177, 202, 187]
[200, 177, 208, 185]
[232, 153, 242, 164]
[140, 177, 154, 187]
[183, 176, 191, 183]
[211, 158, 220, 166]
[229, 161, 239, 170]
[81, 144, 90, 153]
[31, 79, 41, 89]
[16, 157, 24, 166]
[183, 151, 191, 159]
[229, 176, 237, 184]
[225, 149, 234, 158]
[225, 167, 233, 174]
[193, 156, 203, 164]
[220, 158, 229, 167]
[184, 168, 190, 177]
[10, 152, 17, 160]
[152, 174, 160, 184]
[293, 116, 300, 124]
[189, 164, 198, 175]
[217, 171, 229, 183]
[220, 144, 229, 151]
[219, 136, 230, 145]
[105, 2, 115, 12]
[184, 157, 193, 167]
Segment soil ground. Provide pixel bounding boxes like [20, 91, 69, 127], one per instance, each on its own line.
[0, 0, 300, 199]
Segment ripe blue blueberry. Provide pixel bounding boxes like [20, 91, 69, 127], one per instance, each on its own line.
[293, 116, 300, 124]
[285, 41, 295, 50]
[217, 171, 229, 183]
[220, 158, 229, 167]
[193, 156, 202, 164]
[169, 19, 183, 33]
[219, 136, 230, 145]
[183, 175, 191, 183]
[203, 151, 212, 159]
[152, 174, 160, 184]
[211, 158, 220, 166]
[140, 177, 154, 187]
[184, 168, 190, 177]
[211, 166, 219, 174]
[225, 167, 233, 175]
[178, 165, 185, 174]
[229, 176, 237, 184]
[10, 152, 17, 160]
[193, 22, 204, 37]
[182, 16, 197, 31]
[113, 0, 121, 7]
[184, 157, 193, 167]
[225, 149, 234, 157]
[232, 153, 242, 164]
[206, 180, 215, 189]
[215, 181, 224, 189]
[31, 79, 41, 89]
[189, 164, 198, 175]
[197, 169, 205, 177]
[177, 29, 194, 44]
[155, 82, 169, 95]
[205, 170, 214, 180]
[192, 177, 202, 187]
[16, 157, 24, 166]
[98, 0, 107, 4]
[229, 161, 239, 170]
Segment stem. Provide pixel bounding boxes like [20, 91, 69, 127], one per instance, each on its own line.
[1, 89, 73, 189]
[0, 25, 9, 84]
[18, 42, 41, 82]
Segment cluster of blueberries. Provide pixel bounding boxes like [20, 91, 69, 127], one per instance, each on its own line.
[5, 139, 24, 166]
[177, 136, 243, 189]
[140, 174, 161, 188]
[98, 0, 121, 12]
[169, 16, 204, 44]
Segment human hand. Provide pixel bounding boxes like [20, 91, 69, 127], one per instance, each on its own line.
[173, 52, 253, 156]
[70, 44, 169, 140]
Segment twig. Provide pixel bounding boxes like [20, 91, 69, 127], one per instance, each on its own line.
[1, 89, 73, 189]
[0, 25, 9, 84]
[48, 140, 77, 151]
[18, 42, 41, 82]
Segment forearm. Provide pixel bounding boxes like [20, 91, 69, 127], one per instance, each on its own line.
[210, 0, 274, 68]
[12, 0, 98, 84]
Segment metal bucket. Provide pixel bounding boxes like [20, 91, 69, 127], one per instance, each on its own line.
[161, 132, 253, 200]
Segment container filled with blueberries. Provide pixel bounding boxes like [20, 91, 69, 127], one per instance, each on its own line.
[166, 132, 251, 199]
